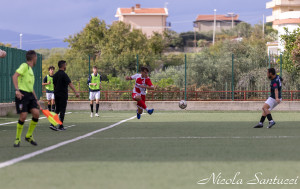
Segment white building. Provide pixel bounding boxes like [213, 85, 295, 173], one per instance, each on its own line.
[277, 11, 300, 51]
[266, 0, 300, 53]
[115, 4, 169, 38]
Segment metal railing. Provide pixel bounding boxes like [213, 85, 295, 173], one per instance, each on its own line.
[42, 90, 300, 101]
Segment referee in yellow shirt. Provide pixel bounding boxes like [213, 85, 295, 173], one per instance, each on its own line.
[12, 50, 41, 147]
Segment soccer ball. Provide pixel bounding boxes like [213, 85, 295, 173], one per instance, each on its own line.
[179, 100, 187, 109]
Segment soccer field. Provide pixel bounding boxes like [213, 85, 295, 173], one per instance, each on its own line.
[0, 110, 300, 189]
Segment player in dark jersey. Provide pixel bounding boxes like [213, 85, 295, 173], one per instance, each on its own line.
[254, 68, 282, 129]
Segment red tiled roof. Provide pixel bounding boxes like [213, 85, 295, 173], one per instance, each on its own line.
[119, 8, 167, 14]
[196, 15, 239, 21]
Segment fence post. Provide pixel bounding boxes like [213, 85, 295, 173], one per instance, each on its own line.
[232, 54, 234, 101]
[136, 54, 139, 73]
[225, 82, 228, 100]
[185, 54, 187, 101]
[280, 54, 283, 77]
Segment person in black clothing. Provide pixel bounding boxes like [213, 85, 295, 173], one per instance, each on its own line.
[254, 68, 283, 129]
[50, 60, 79, 131]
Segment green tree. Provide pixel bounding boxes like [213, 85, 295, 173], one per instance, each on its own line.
[0, 42, 12, 47]
[163, 30, 184, 48]
[280, 27, 300, 72]
[149, 32, 164, 54]
[65, 17, 107, 59]
[235, 22, 252, 38]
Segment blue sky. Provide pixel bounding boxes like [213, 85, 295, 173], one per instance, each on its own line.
[0, 0, 272, 48]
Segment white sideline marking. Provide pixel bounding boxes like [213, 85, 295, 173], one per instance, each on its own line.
[0, 115, 136, 169]
[0, 112, 72, 126]
[88, 136, 300, 140]
[65, 125, 76, 128]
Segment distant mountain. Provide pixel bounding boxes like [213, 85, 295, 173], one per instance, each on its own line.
[0, 29, 68, 50]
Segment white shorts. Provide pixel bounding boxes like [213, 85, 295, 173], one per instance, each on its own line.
[265, 97, 282, 111]
[46, 93, 55, 100]
[89, 91, 100, 100]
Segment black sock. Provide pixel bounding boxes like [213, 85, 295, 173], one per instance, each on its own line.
[48, 104, 51, 111]
[266, 114, 273, 122]
[18, 120, 25, 125]
[260, 116, 266, 123]
[32, 117, 39, 122]
[90, 104, 93, 113]
[96, 104, 99, 113]
[51, 104, 55, 112]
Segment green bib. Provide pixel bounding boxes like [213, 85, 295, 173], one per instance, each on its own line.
[45, 75, 54, 91]
[89, 74, 101, 90]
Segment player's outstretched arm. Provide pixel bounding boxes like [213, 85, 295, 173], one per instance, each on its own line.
[69, 82, 80, 98]
[147, 86, 155, 90]
[125, 76, 132, 81]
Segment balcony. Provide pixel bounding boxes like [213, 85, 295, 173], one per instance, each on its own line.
[267, 0, 300, 9]
[266, 1, 276, 9]
[279, 11, 300, 19]
[266, 15, 275, 22]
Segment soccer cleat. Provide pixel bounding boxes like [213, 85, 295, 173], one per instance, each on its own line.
[25, 136, 37, 146]
[14, 139, 20, 147]
[253, 123, 263, 128]
[137, 113, 141, 119]
[267, 121, 276, 129]
[49, 124, 59, 131]
[58, 125, 66, 131]
[95, 113, 99, 117]
[90, 113, 93, 117]
[147, 109, 154, 115]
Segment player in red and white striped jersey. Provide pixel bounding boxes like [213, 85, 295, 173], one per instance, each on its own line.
[125, 67, 154, 119]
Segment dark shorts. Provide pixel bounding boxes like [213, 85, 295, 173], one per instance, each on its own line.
[15, 90, 38, 114]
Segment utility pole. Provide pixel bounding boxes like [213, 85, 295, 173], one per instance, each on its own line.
[229, 13, 234, 29]
[19, 33, 23, 49]
[213, 9, 217, 45]
[227, 13, 235, 29]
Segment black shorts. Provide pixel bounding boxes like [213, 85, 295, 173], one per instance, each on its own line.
[15, 90, 38, 114]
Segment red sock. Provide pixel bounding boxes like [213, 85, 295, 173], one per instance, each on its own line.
[137, 100, 147, 109]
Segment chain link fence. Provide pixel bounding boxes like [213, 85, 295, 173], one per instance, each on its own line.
[40, 52, 300, 101]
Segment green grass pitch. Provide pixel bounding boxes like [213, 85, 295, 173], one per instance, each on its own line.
[0, 110, 300, 189]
